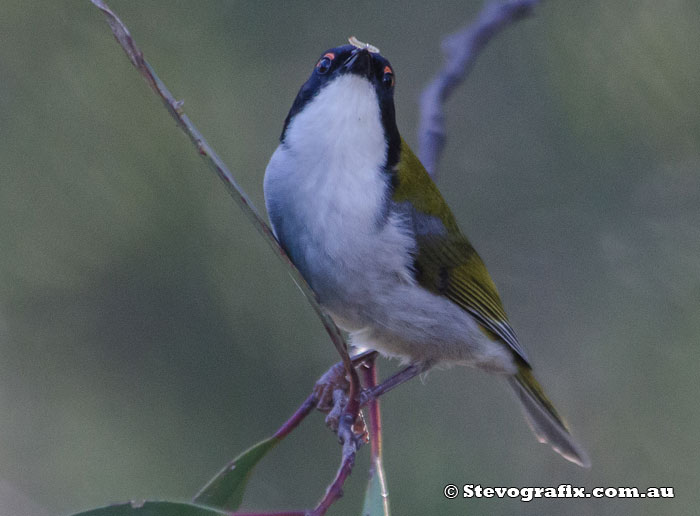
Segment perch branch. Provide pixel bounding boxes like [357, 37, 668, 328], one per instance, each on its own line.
[418, 0, 539, 177]
[309, 441, 357, 516]
[360, 356, 383, 463]
[89, 0, 361, 440]
[273, 394, 317, 440]
[360, 356, 390, 515]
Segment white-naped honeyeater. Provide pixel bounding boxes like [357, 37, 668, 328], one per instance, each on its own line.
[263, 38, 590, 467]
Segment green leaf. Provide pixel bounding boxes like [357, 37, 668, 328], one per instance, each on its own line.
[73, 501, 229, 516]
[193, 435, 281, 510]
[360, 458, 390, 516]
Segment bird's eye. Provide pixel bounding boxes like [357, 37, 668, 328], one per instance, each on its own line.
[382, 65, 395, 89]
[316, 53, 334, 74]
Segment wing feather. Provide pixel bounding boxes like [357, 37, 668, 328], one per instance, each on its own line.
[392, 140, 529, 364]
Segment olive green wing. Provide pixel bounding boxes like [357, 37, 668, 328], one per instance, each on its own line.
[392, 140, 529, 364]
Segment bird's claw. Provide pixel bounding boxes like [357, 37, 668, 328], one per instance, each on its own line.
[313, 361, 349, 413]
[313, 362, 368, 445]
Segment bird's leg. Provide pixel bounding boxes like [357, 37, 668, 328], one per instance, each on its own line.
[360, 361, 432, 406]
[314, 350, 378, 412]
[313, 350, 378, 435]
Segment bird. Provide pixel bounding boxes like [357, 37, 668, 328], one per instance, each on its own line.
[263, 38, 590, 468]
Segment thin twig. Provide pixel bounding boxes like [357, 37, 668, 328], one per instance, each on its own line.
[360, 363, 428, 407]
[309, 442, 357, 516]
[417, 0, 539, 176]
[89, 0, 360, 440]
[360, 356, 390, 515]
[273, 393, 318, 440]
[361, 357, 382, 462]
[90, 3, 365, 513]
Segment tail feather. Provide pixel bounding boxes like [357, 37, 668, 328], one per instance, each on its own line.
[508, 364, 591, 468]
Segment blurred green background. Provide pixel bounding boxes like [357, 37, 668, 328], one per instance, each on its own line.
[1, 1, 699, 515]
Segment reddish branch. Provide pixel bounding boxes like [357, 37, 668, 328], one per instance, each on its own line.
[360, 356, 391, 514]
[273, 394, 317, 440]
[361, 357, 383, 463]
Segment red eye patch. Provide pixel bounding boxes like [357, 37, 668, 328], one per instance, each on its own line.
[317, 52, 336, 69]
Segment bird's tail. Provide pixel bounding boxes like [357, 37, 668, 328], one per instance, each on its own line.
[508, 363, 591, 468]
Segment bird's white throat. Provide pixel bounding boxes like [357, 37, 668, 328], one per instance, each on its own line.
[283, 74, 388, 172]
[270, 73, 391, 240]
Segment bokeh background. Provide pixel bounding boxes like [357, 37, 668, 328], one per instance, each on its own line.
[1, 1, 699, 515]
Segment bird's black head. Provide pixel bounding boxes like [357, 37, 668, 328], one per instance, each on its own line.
[280, 40, 400, 168]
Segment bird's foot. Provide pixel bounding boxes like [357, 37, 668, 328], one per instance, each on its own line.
[313, 361, 349, 413]
[313, 361, 368, 445]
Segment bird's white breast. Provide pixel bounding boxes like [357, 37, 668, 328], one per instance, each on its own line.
[264, 74, 415, 329]
[279, 74, 388, 228]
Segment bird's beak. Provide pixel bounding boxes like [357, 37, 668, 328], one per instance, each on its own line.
[344, 48, 372, 78]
